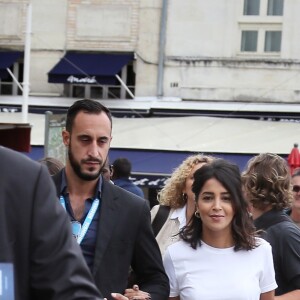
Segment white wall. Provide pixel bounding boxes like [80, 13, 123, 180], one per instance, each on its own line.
[153, 0, 300, 102]
[29, 0, 67, 94]
[0, 2, 25, 47]
[31, 0, 67, 50]
[134, 0, 161, 96]
[281, 0, 300, 59]
[166, 0, 238, 57]
[30, 51, 64, 95]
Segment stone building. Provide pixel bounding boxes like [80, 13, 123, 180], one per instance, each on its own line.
[1, 0, 300, 104]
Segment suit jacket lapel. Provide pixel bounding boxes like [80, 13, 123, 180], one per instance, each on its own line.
[92, 180, 119, 276]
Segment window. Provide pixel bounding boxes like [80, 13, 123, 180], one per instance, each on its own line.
[0, 62, 23, 96]
[90, 86, 103, 98]
[244, 0, 260, 15]
[241, 31, 258, 52]
[72, 86, 85, 98]
[239, 0, 284, 55]
[267, 0, 284, 16]
[265, 31, 281, 51]
[63, 63, 135, 99]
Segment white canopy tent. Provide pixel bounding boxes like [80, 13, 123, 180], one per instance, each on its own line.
[0, 112, 299, 155]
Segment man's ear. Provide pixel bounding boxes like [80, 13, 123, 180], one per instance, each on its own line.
[62, 130, 70, 146]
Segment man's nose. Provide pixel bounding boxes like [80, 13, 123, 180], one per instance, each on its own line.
[88, 141, 99, 157]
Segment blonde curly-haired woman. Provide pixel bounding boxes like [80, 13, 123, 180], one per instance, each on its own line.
[151, 154, 214, 256]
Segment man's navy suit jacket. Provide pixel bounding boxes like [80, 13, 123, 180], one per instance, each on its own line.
[53, 169, 169, 300]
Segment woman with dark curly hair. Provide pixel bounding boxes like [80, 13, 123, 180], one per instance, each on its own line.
[242, 153, 300, 299]
[163, 159, 277, 300]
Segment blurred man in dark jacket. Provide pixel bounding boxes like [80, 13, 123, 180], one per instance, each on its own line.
[112, 157, 144, 198]
[243, 153, 300, 299]
[0, 146, 102, 300]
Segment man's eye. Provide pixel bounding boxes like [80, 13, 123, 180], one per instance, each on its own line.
[99, 139, 108, 144]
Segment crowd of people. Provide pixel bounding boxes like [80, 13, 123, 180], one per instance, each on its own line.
[1, 98, 299, 300]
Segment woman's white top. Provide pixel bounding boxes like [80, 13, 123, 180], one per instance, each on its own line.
[163, 238, 277, 300]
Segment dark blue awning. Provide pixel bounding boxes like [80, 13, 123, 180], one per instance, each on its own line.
[48, 52, 134, 84]
[108, 149, 255, 188]
[25, 146, 256, 188]
[0, 51, 22, 79]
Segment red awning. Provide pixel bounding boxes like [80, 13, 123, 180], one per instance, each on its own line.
[0, 123, 31, 152]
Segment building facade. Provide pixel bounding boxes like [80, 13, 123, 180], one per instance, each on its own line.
[1, 0, 300, 104]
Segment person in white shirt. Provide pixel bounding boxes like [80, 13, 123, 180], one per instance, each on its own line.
[163, 159, 277, 300]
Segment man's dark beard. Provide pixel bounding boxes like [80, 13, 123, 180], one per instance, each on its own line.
[68, 145, 103, 181]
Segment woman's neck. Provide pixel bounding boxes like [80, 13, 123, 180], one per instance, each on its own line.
[202, 230, 234, 249]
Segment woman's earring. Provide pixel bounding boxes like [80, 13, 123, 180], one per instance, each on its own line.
[182, 193, 188, 202]
[194, 210, 201, 218]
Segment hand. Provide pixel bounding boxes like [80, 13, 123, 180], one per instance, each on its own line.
[110, 293, 128, 300]
[124, 285, 151, 300]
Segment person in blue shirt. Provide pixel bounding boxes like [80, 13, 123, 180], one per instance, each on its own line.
[52, 99, 168, 300]
[111, 157, 145, 198]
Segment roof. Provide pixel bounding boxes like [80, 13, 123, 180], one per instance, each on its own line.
[0, 112, 299, 155]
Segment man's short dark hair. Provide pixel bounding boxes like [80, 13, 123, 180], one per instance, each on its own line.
[66, 99, 112, 132]
[112, 158, 132, 178]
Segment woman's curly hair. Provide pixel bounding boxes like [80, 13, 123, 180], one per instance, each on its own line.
[157, 154, 214, 208]
[242, 153, 292, 210]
